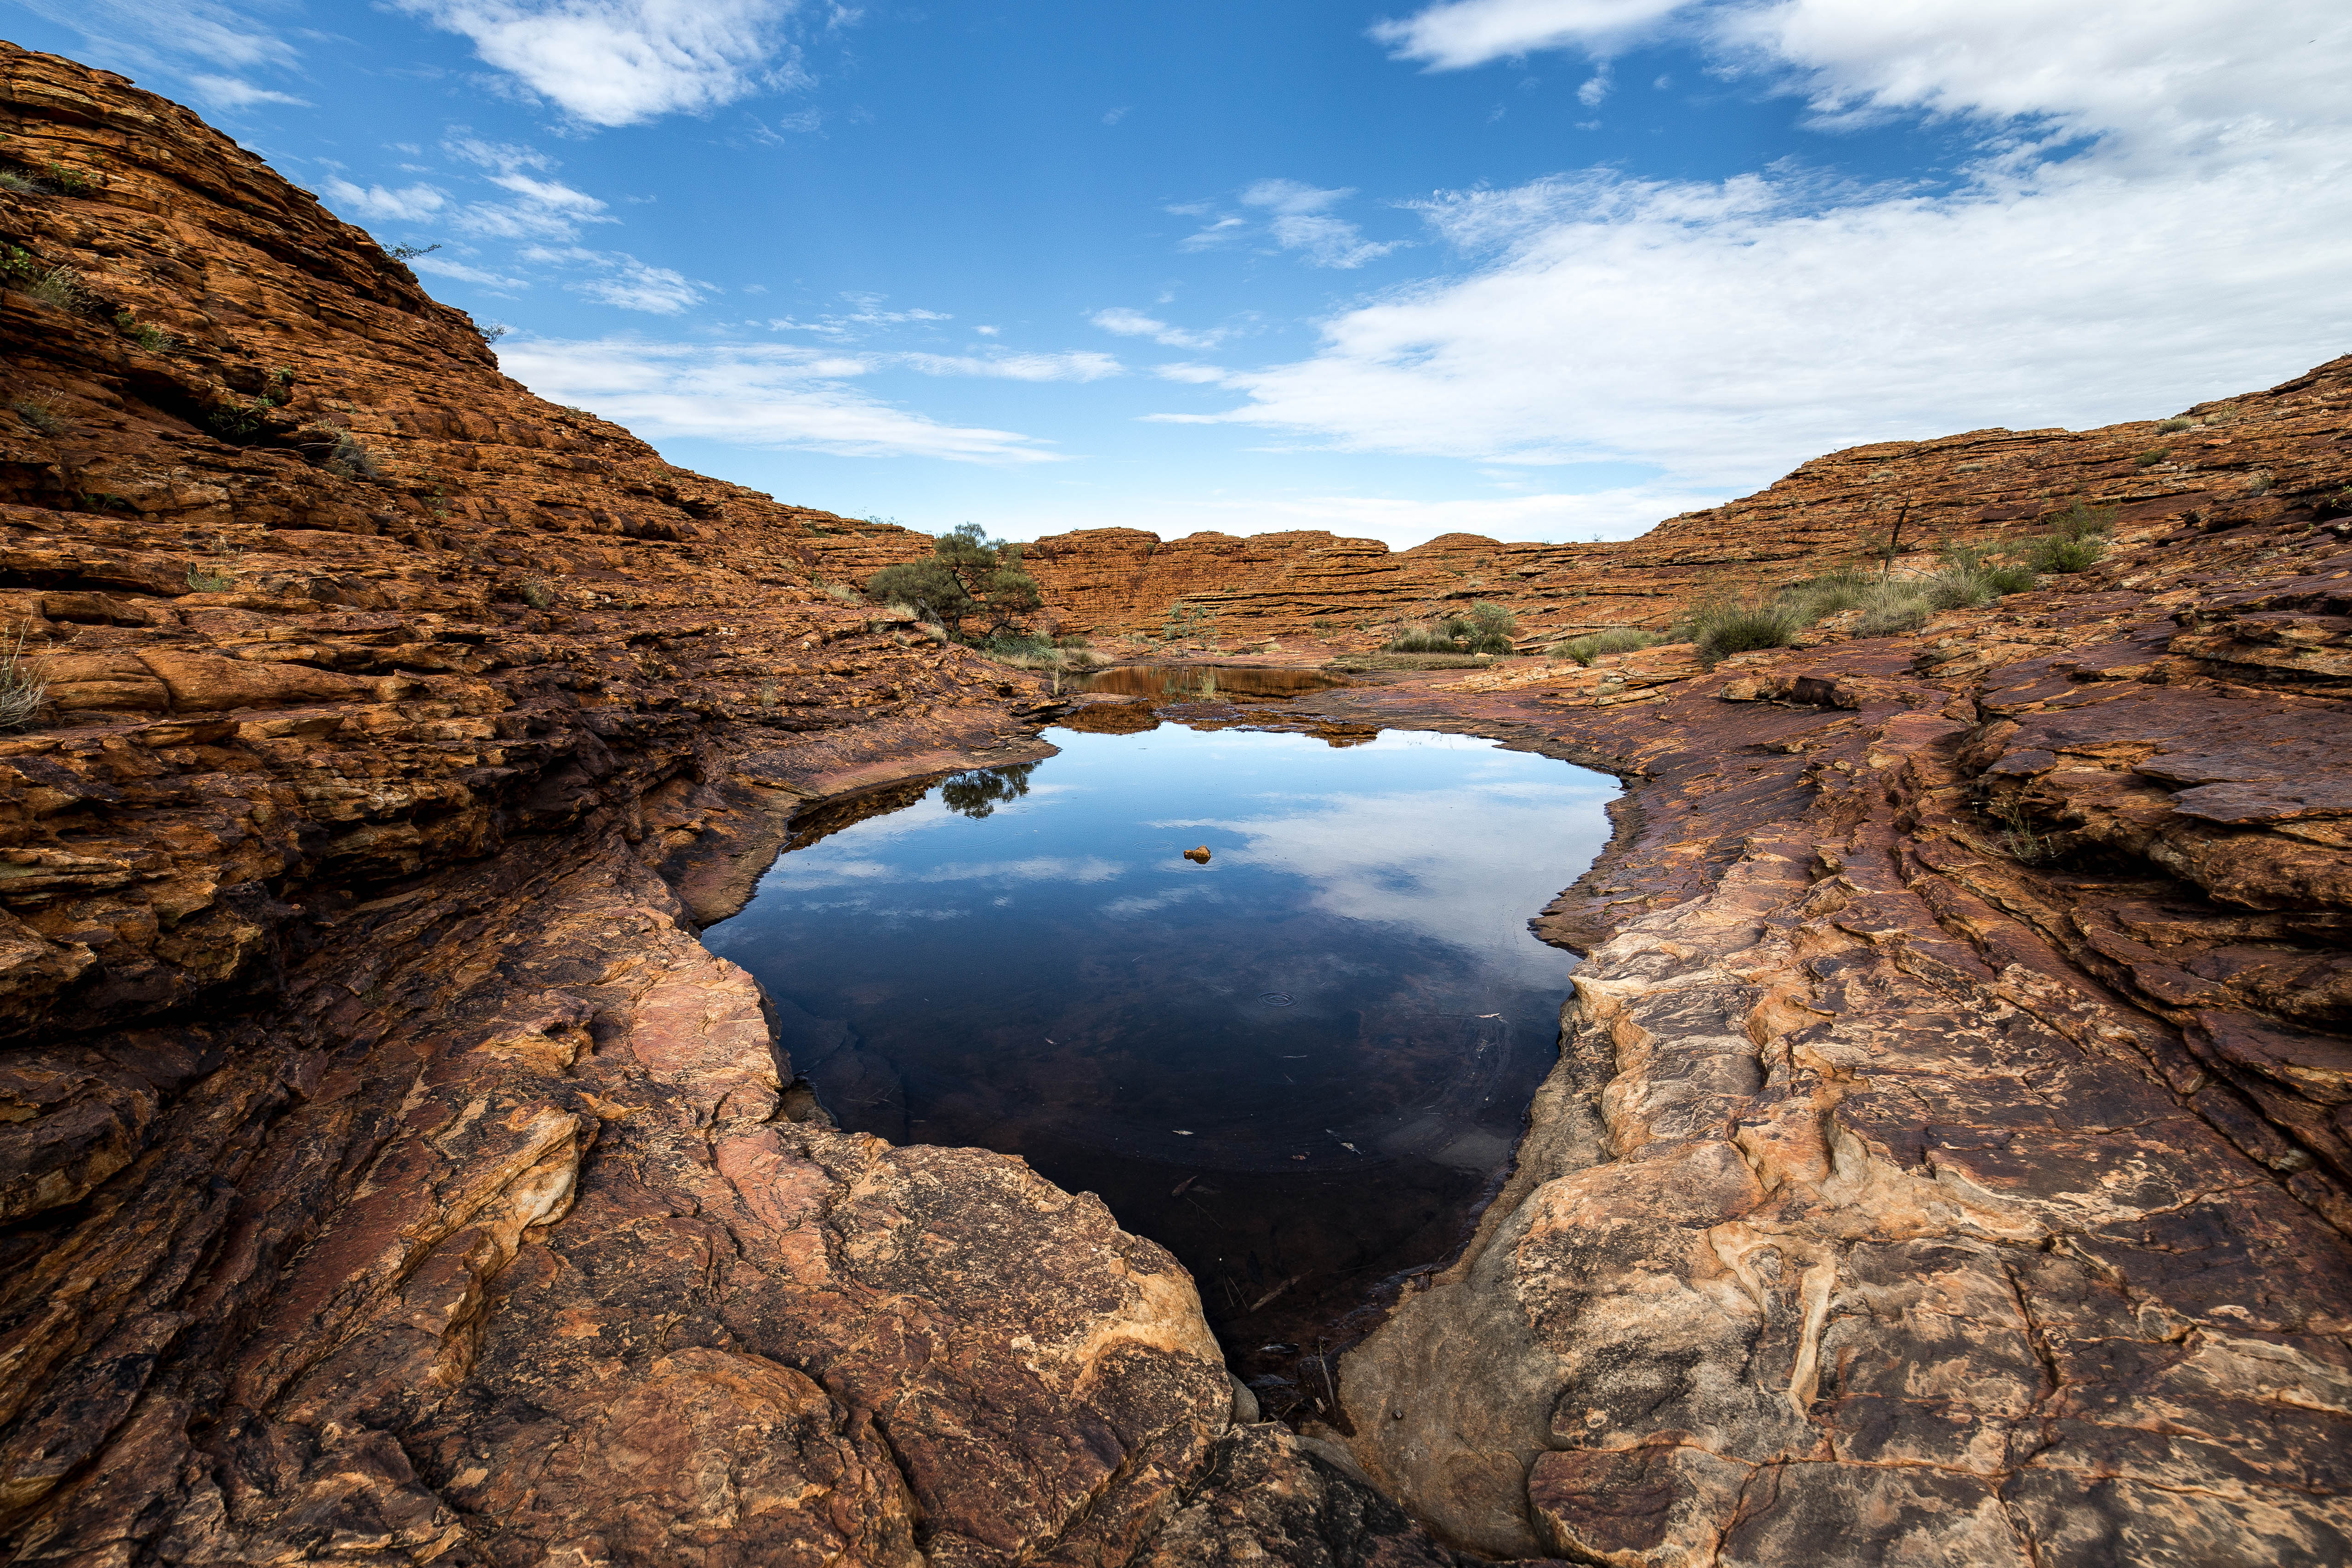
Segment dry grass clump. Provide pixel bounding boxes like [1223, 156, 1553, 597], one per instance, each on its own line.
[0, 628, 46, 729]
[1548, 626, 1663, 665]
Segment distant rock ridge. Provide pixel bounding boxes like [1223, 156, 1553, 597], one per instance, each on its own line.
[1009, 396, 2339, 646]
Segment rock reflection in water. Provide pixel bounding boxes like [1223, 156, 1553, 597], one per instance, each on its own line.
[709, 725, 1616, 1419]
[1069, 663, 1353, 700]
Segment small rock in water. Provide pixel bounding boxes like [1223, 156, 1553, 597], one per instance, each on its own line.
[1173, 1129, 1194, 1136]
[1184, 845, 1212, 864]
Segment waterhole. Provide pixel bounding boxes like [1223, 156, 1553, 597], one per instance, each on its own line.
[710, 722, 1617, 1417]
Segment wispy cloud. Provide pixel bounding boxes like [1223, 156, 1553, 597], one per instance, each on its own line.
[500, 336, 1065, 463]
[1091, 307, 1227, 350]
[11, 0, 308, 105]
[513, 247, 709, 312]
[1240, 179, 1400, 267]
[393, 0, 807, 126]
[903, 351, 1124, 382]
[320, 178, 448, 222]
[767, 295, 954, 339]
[187, 74, 312, 109]
[1371, 0, 1694, 69]
[412, 255, 531, 290]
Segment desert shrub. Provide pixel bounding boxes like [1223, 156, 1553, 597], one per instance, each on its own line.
[2243, 472, 2273, 496]
[865, 523, 1042, 644]
[24, 264, 85, 312]
[2045, 500, 2117, 540]
[1386, 600, 1517, 655]
[45, 163, 91, 196]
[2021, 533, 2107, 574]
[1159, 597, 1215, 643]
[2156, 417, 2193, 433]
[0, 169, 35, 194]
[1552, 626, 1661, 665]
[0, 628, 46, 729]
[187, 563, 236, 592]
[981, 631, 1061, 667]
[1459, 600, 1518, 653]
[520, 578, 555, 609]
[1689, 600, 1801, 665]
[2135, 449, 2169, 467]
[325, 431, 383, 481]
[207, 397, 274, 441]
[113, 311, 174, 352]
[477, 322, 508, 344]
[11, 398, 62, 436]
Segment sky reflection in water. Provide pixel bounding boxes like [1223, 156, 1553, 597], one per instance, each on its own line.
[710, 723, 1617, 1401]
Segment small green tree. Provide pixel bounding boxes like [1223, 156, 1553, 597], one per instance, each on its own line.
[866, 523, 1042, 643]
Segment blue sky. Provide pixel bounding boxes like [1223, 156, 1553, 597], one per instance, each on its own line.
[8, 1, 2348, 547]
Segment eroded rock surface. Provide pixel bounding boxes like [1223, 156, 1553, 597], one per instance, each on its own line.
[1313, 455, 2352, 1564]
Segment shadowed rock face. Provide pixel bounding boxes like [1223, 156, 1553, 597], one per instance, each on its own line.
[4, 37, 2350, 1568]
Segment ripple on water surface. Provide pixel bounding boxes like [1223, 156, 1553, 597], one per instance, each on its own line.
[708, 723, 1617, 1416]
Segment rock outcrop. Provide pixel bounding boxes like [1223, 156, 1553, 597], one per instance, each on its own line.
[1291, 433, 2352, 1563]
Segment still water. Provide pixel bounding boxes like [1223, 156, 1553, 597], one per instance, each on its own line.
[709, 722, 1616, 1415]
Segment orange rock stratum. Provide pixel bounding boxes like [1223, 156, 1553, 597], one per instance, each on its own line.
[2, 42, 2348, 1568]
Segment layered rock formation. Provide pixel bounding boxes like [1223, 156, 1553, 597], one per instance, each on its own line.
[1284, 434, 2352, 1562]
[1017, 378, 2339, 651]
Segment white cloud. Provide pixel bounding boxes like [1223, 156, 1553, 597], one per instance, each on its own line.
[320, 178, 448, 222]
[1153, 362, 1232, 384]
[187, 74, 312, 109]
[1178, 215, 1248, 251]
[1371, 0, 1692, 69]
[567, 255, 706, 313]
[395, 0, 803, 126]
[499, 336, 1064, 463]
[13, 0, 299, 74]
[1166, 0, 2352, 486]
[1240, 179, 1400, 267]
[1575, 66, 1610, 106]
[412, 255, 531, 289]
[1091, 307, 1227, 350]
[903, 352, 1124, 382]
[1103, 105, 1131, 125]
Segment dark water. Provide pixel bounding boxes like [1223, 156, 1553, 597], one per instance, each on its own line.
[1069, 663, 1355, 699]
[709, 723, 1616, 1418]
